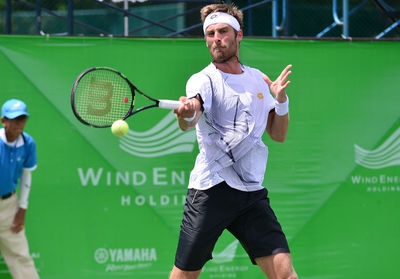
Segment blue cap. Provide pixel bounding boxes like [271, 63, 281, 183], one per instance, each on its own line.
[1, 99, 30, 119]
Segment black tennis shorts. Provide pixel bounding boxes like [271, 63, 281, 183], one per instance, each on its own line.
[174, 181, 290, 271]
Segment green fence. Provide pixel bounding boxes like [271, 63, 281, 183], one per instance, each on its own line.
[0, 35, 399, 278]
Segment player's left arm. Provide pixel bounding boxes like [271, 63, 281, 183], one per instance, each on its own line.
[12, 169, 32, 233]
[264, 65, 292, 143]
[266, 110, 289, 143]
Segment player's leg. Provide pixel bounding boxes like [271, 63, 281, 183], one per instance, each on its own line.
[169, 265, 201, 279]
[255, 253, 297, 279]
[171, 182, 240, 278]
[227, 188, 295, 279]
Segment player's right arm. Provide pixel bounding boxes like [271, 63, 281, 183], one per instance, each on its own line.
[174, 73, 211, 131]
[174, 96, 202, 131]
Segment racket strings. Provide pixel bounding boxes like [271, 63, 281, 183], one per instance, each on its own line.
[74, 69, 133, 127]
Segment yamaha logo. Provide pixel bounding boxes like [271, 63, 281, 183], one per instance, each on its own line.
[94, 248, 109, 264]
[94, 247, 157, 264]
[93, 247, 157, 272]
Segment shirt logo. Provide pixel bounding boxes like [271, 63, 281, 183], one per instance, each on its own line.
[257, 93, 263, 99]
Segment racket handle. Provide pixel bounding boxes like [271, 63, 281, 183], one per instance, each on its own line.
[158, 99, 182, 109]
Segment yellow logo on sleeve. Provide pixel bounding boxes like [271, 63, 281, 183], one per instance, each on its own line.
[257, 93, 264, 99]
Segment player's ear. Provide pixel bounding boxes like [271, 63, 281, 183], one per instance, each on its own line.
[1, 117, 7, 127]
[237, 29, 243, 43]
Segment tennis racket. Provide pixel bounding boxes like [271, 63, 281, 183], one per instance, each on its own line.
[71, 67, 181, 128]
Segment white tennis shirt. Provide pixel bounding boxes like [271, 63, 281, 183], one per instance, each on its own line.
[186, 63, 276, 192]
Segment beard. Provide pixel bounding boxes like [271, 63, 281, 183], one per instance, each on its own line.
[209, 40, 238, 63]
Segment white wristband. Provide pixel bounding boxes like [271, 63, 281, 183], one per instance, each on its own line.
[274, 97, 289, 116]
[184, 111, 197, 122]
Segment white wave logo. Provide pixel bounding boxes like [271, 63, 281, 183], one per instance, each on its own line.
[354, 127, 400, 169]
[120, 112, 196, 158]
[212, 240, 239, 263]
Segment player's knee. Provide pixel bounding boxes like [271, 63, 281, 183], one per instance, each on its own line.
[277, 266, 297, 279]
[286, 271, 298, 279]
[169, 265, 201, 279]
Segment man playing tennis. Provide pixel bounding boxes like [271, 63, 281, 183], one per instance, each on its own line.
[171, 3, 297, 279]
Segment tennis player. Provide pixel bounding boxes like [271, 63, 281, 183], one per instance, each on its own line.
[171, 3, 297, 279]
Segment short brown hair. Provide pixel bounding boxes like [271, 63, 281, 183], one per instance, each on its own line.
[200, 3, 243, 29]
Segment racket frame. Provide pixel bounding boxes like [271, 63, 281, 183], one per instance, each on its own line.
[71, 67, 175, 128]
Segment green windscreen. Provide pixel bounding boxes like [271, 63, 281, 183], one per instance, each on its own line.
[0, 35, 399, 279]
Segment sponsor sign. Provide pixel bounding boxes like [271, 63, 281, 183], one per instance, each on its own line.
[353, 126, 400, 192]
[94, 247, 157, 272]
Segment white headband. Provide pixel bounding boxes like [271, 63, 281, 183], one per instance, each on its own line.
[203, 12, 241, 34]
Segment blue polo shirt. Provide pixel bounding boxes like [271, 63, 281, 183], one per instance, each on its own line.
[0, 128, 37, 196]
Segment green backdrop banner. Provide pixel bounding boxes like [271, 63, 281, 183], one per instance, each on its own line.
[0, 35, 399, 279]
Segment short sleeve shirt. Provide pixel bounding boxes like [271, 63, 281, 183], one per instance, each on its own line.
[186, 63, 275, 192]
[0, 128, 37, 195]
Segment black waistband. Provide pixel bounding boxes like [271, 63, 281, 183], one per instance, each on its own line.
[0, 191, 16, 200]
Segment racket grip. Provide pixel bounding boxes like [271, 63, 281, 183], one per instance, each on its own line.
[158, 99, 182, 109]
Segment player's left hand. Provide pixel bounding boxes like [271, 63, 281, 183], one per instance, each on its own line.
[11, 208, 26, 233]
[263, 64, 292, 103]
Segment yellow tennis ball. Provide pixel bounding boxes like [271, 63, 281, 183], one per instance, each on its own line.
[111, 120, 129, 136]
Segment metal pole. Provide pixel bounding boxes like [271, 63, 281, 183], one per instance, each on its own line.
[317, 0, 367, 38]
[272, 0, 278, 37]
[332, 0, 343, 25]
[276, 0, 287, 33]
[36, 0, 41, 35]
[343, 0, 349, 38]
[375, 19, 400, 39]
[6, 0, 11, 34]
[124, 0, 129, 37]
[68, 0, 74, 35]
